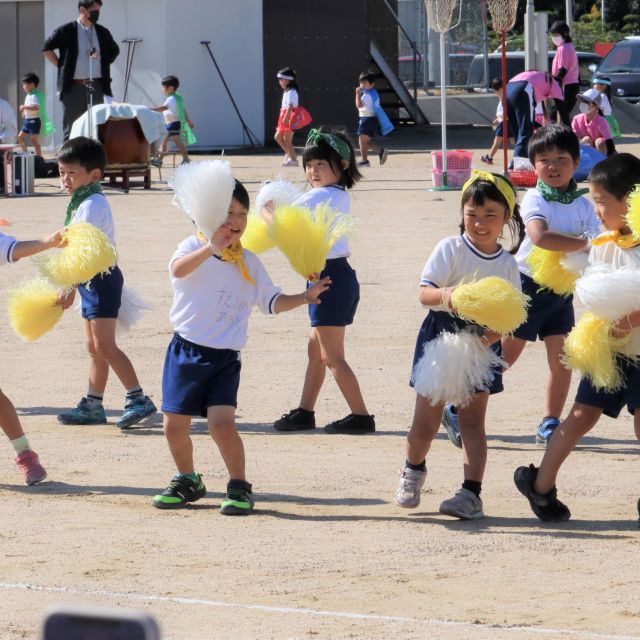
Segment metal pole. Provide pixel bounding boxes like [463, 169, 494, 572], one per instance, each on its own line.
[566, 0, 573, 32]
[501, 31, 508, 175]
[482, 0, 490, 89]
[122, 38, 142, 103]
[440, 31, 447, 186]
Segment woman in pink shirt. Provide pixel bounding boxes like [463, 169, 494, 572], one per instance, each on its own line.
[571, 89, 616, 156]
[550, 21, 580, 126]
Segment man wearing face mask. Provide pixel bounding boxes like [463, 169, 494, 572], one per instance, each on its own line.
[42, 0, 120, 140]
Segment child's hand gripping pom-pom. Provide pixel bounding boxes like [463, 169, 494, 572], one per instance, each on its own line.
[37, 222, 116, 288]
[575, 264, 640, 321]
[169, 159, 235, 240]
[8, 278, 63, 342]
[450, 277, 529, 334]
[527, 246, 579, 296]
[412, 331, 506, 407]
[626, 184, 640, 242]
[253, 177, 303, 218]
[270, 203, 354, 281]
[241, 211, 276, 254]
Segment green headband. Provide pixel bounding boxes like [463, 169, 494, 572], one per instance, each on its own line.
[306, 129, 351, 162]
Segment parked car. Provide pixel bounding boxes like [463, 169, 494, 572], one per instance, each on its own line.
[466, 51, 602, 89]
[589, 37, 640, 102]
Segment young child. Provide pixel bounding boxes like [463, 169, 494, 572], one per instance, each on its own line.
[572, 89, 616, 157]
[592, 76, 621, 139]
[502, 125, 601, 445]
[515, 153, 640, 522]
[395, 172, 525, 519]
[273, 128, 375, 434]
[151, 75, 194, 165]
[275, 67, 300, 167]
[153, 179, 330, 513]
[355, 71, 388, 167]
[481, 78, 514, 165]
[17, 73, 50, 158]
[56, 137, 157, 429]
[1, 227, 64, 484]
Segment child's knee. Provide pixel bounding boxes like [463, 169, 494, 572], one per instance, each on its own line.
[208, 421, 237, 440]
[93, 337, 118, 360]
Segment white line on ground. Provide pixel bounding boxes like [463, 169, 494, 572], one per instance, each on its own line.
[1, 581, 638, 640]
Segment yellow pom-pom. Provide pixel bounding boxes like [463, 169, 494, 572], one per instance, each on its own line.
[38, 222, 116, 288]
[562, 312, 632, 391]
[8, 278, 63, 342]
[626, 184, 640, 241]
[271, 203, 353, 280]
[527, 246, 577, 296]
[451, 276, 529, 334]
[241, 211, 275, 254]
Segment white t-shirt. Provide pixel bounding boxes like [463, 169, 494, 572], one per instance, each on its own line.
[0, 232, 17, 265]
[294, 185, 351, 259]
[514, 189, 600, 276]
[599, 93, 612, 117]
[420, 234, 522, 313]
[358, 91, 376, 117]
[281, 88, 298, 109]
[24, 93, 40, 118]
[163, 95, 179, 124]
[71, 192, 116, 246]
[496, 100, 503, 120]
[169, 235, 282, 351]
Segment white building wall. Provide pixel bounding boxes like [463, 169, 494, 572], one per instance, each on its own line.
[43, 0, 264, 148]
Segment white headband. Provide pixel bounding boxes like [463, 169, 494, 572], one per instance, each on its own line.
[277, 73, 295, 81]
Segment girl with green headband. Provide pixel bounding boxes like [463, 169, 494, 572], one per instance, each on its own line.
[273, 128, 376, 435]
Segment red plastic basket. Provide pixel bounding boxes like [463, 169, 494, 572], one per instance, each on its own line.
[508, 170, 537, 188]
[431, 150, 473, 171]
[431, 168, 471, 188]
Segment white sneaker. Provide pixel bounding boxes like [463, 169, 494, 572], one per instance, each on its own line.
[394, 466, 427, 508]
[282, 158, 299, 167]
[439, 488, 484, 520]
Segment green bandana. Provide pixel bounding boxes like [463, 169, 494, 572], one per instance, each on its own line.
[306, 128, 351, 161]
[536, 178, 588, 204]
[65, 182, 102, 226]
[174, 92, 197, 146]
[28, 90, 55, 137]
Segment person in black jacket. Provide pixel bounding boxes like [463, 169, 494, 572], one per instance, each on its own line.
[42, 0, 119, 140]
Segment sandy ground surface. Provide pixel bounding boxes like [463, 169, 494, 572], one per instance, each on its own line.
[0, 131, 639, 640]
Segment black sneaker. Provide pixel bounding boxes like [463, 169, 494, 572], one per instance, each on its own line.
[152, 473, 206, 509]
[379, 148, 388, 165]
[220, 480, 254, 516]
[273, 408, 316, 431]
[324, 414, 375, 434]
[514, 464, 570, 522]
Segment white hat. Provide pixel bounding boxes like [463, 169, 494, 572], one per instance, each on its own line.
[577, 88, 602, 106]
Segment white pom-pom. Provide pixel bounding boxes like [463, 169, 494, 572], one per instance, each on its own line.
[253, 177, 303, 219]
[117, 286, 152, 334]
[412, 331, 505, 407]
[560, 250, 589, 275]
[169, 160, 235, 239]
[575, 265, 640, 321]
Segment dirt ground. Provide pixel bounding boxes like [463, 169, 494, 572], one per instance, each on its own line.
[0, 131, 639, 640]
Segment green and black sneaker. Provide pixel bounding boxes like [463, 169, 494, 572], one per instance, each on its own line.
[153, 473, 206, 509]
[220, 480, 255, 516]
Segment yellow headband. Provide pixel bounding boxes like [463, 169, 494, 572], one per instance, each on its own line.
[461, 170, 517, 218]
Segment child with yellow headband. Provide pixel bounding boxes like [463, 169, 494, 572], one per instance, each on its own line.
[395, 170, 525, 520]
[515, 152, 640, 523]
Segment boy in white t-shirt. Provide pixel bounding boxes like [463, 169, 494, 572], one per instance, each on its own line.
[481, 78, 514, 165]
[17, 72, 43, 157]
[153, 178, 330, 514]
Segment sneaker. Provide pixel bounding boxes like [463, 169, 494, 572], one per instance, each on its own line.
[116, 396, 157, 429]
[273, 408, 316, 432]
[441, 404, 462, 448]
[480, 154, 493, 164]
[220, 481, 254, 515]
[153, 473, 206, 509]
[282, 158, 299, 167]
[57, 398, 107, 426]
[379, 148, 388, 165]
[180, 159, 191, 165]
[439, 488, 484, 519]
[514, 464, 570, 522]
[15, 450, 47, 486]
[358, 160, 370, 167]
[324, 414, 375, 434]
[150, 157, 163, 168]
[535, 417, 560, 446]
[394, 466, 427, 508]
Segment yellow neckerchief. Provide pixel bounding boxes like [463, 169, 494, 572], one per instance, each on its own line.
[197, 231, 255, 284]
[461, 170, 516, 218]
[591, 230, 640, 249]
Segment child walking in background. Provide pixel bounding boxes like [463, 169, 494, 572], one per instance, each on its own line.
[17, 72, 54, 158]
[153, 179, 329, 513]
[275, 67, 301, 167]
[355, 71, 388, 167]
[481, 78, 513, 165]
[56, 137, 157, 429]
[273, 128, 375, 434]
[515, 153, 640, 522]
[395, 172, 525, 519]
[592, 76, 621, 138]
[1, 227, 64, 484]
[502, 125, 600, 445]
[572, 89, 616, 156]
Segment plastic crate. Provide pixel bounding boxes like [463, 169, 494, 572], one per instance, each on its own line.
[431, 168, 471, 188]
[431, 150, 473, 171]
[508, 170, 537, 188]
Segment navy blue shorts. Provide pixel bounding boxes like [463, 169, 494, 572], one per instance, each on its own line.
[575, 357, 640, 418]
[495, 121, 511, 138]
[308, 257, 359, 327]
[410, 311, 503, 395]
[165, 121, 181, 135]
[21, 118, 41, 135]
[513, 273, 575, 341]
[161, 333, 241, 416]
[78, 266, 123, 320]
[357, 116, 379, 138]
